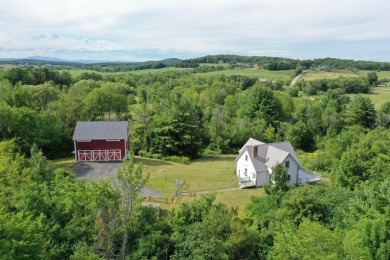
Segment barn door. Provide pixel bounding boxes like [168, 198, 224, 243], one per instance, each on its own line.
[93, 150, 107, 161]
[108, 149, 121, 160]
[79, 150, 92, 161]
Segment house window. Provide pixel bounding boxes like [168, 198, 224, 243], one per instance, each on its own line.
[253, 173, 256, 179]
[285, 161, 290, 168]
[288, 174, 291, 180]
[245, 155, 248, 161]
[244, 168, 247, 176]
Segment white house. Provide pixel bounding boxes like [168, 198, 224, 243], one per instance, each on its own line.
[236, 138, 321, 188]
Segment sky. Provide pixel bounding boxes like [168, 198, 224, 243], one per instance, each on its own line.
[1, 0, 390, 62]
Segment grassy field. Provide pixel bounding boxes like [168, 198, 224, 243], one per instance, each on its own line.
[300, 86, 390, 109]
[64, 67, 191, 77]
[136, 156, 266, 216]
[137, 156, 238, 193]
[52, 155, 265, 216]
[64, 66, 294, 80]
[358, 70, 390, 80]
[302, 70, 360, 81]
[347, 86, 390, 109]
[196, 67, 294, 80]
[52, 156, 77, 171]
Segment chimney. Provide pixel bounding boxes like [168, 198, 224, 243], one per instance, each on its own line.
[252, 146, 258, 157]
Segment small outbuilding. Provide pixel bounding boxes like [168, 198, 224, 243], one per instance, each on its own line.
[73, 121, 129, 162]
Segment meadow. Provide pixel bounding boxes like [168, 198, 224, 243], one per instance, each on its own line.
[347, 86, 390, 109]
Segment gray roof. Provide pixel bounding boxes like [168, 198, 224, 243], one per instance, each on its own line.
[270, 142, 301, 166]
[237, 138, 301, 172]
[73, 121, 129, 140]
[239, 138, 265, 154]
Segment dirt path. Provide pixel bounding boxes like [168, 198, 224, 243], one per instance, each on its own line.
[289, 70, 308, 87]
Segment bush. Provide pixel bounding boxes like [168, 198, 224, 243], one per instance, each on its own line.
[166, 156, 190, 165]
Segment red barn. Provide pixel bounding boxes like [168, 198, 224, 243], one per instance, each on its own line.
[73, 121, 129, 162]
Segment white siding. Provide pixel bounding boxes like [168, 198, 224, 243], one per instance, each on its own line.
[256, 171, 269, 186]
[236, 150, 257, 182]
[282, 155, 299, 185]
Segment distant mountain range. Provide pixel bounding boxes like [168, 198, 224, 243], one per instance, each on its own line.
[0, 56, 181, 64]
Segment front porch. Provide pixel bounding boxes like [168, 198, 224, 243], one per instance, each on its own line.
[297, 168, 321, 184]
[238, 177, 256, 189]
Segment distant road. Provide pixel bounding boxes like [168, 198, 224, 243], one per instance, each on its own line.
[289, 70, 308, 87]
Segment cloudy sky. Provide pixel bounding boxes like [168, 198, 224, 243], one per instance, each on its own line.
[1, 0, 389, 61]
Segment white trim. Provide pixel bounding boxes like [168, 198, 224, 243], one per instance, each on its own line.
[74, 140, 77, 161]
[107, 139, 120, 142]
[78, 140, 91, 142]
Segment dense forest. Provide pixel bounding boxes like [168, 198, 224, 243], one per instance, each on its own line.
[0, 58, 390, 258]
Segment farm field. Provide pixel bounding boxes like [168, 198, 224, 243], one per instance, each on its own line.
[64, 66, 294, 80]
[347, 86, 390, 109]
[301, 70, 360, 81]
[300, 86, 390, 109]
[196, 67, 294, 80]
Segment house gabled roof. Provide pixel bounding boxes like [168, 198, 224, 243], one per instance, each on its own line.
[270, 142, 301, 166]
[238, 138, 265, 154]
[73, 121, 129, 140]
[237, 138, 301, 173]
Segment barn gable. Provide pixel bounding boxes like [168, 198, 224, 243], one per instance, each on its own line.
[73, 121, 129, 162]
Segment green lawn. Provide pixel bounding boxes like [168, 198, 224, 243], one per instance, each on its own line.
[52, 156, 76, 171]
[52, 155, 262, 216]
[136, 156, 264, 216]
[137, 156, 238, 193]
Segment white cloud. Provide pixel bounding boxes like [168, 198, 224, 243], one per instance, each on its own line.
[0, 0, 390, 61]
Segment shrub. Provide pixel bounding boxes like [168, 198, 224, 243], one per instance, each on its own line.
[166, 156, 190, 165]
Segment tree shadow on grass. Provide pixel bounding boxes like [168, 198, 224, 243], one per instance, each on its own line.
[134, 157, 173, 167]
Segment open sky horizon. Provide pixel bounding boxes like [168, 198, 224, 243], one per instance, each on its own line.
[1, 0, 390, 62]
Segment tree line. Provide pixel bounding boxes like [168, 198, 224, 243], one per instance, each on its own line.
[0, 65, 389, 258]
[1, 68, 390, 160]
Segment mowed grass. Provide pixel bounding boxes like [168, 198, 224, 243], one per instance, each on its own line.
[52, 156, 77, 171]
[136, 156, 238, 193]
[136, 156, 264, 216]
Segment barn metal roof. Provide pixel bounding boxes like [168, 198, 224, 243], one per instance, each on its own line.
[73, 121, 129, 140]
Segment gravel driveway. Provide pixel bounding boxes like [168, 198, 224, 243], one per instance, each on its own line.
[72, 161, 161, 197]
